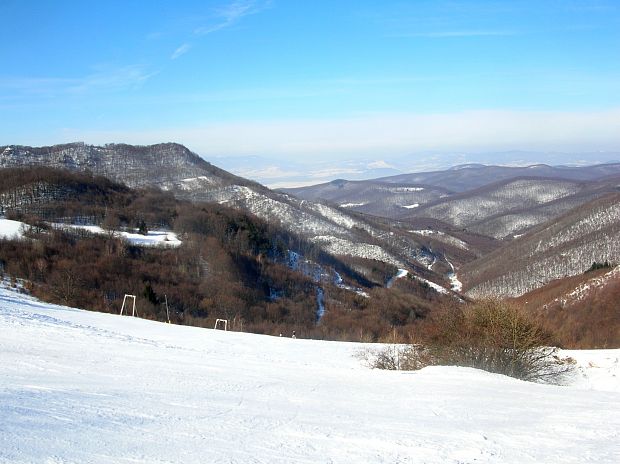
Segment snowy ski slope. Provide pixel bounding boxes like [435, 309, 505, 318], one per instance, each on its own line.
[0, 284, 618, 463]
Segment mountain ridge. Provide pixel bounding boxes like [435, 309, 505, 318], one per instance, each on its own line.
[0, 142, 452, 291]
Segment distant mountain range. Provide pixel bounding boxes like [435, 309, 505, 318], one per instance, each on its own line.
[214, 151, 620, 188]
[281, 161, 620, 298]
[3, 142, 620, 304]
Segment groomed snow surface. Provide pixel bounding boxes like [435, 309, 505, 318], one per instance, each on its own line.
[1, 284, 619, 463]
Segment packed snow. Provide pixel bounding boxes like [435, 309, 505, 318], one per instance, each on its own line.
[0, 218, 26, 240]
[1, 284, 619, 463]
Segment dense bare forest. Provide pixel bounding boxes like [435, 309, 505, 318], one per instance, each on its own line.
[0, 168, 445, 341]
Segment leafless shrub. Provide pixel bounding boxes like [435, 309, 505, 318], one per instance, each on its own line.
[365, 300, 575, 383]
[356, 344, 433, 371]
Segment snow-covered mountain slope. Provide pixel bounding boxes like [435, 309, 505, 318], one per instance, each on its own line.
[404, 178, 583, 234]
[1, 285, 619, 463]
[0, 142, 248, 191]
[0, 144, 437, 273]
[462, 193, 620, 298]
[284, 166, 620, 243]
[281, 179, 449, 218]
[407, 175, 620, 239]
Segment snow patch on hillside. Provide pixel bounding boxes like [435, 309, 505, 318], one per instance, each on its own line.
[334, 272, 369, 298]
[411, 229, 470, 250]
[447, 260, 463, 292]
[564, 349, 620, 392]
[386, 268, 408, 288]
[53, 224, 182, 247]
[340, 202, 367, 208]
[413, 275, 450, 294]
[0, 218, 26, 239]
[394, 187, 424, 192]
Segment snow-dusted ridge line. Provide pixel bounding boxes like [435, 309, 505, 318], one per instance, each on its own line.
[0, 284, 619, 463]
[1, 142, 432, 270]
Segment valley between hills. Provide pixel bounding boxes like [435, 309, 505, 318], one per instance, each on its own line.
[1, 142, 619, 348]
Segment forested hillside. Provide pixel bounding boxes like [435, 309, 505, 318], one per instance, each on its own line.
[462, 193, 620, 298]
[513, 265, 620, 348]
[0, 168, 448, 341]
[0, 143, 445, 277]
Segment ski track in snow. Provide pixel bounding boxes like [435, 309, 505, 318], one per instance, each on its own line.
[0, 284, 619, 463]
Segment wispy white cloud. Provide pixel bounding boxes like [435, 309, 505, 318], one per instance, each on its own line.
[194, 0, 271, 36]
[171, 43, 191, 59]
[0, 65, 156, 97]
[165, 1, 270, 60]
[68, 65, 157, 93]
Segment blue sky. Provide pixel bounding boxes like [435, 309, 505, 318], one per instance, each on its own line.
[1, 0, 620, 183]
